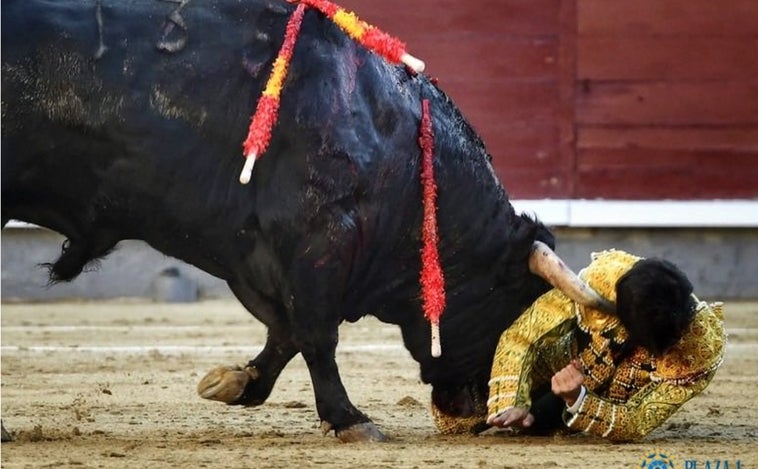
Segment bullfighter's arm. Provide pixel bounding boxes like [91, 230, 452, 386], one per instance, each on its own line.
[564, 302, 725, 442]
[487, 289, 576, 422]
[563, 370, 716, 442]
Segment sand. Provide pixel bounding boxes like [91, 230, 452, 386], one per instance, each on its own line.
[1, 299, 756, 468]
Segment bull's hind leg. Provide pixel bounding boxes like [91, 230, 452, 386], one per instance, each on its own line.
[198, 282, 298, 406]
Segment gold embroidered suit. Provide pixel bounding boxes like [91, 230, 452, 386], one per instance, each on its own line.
[487, 250, 725, 442]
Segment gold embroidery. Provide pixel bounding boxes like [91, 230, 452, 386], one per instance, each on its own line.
[431, 403, 486, 435]
[487, 289, 576, 420]
[606, 349, 651, 401]
[581, 250, 641, 304]
[652, 302, 726, 384]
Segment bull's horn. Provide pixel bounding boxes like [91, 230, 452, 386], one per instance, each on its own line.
[529, 241, 615, 314]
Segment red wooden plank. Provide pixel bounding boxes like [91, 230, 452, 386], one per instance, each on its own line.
[578, 127, 758, 152]
[575, 167, 758, 199]
[576, 126, 758, 199]
[413, 37, 559, 82]
[578, 148, 758, 169]
[576, 81, 758, 126]
[444, 80, 559, 125]
[497, 167, 573, 198]
[578, 0, 758, 36]
[578, 37, 758, 81]
[339, 0, 562, 38]
[558, 0, 578, 198]
[485, 122, 561, 167]
[445, 80, 559, 169]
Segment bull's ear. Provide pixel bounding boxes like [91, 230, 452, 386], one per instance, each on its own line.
[529, 241, 615, 314]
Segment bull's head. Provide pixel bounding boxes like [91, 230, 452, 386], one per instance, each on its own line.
[430, 241, 614, 434]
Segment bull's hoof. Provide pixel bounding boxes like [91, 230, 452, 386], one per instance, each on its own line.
[197, 365, 260, 404]
[335, 422, 388, 443]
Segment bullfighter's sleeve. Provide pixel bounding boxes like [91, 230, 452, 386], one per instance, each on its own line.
[487, 289, 576, 420]
[564, 302, 726, 442]
[563, 371, 716, 442]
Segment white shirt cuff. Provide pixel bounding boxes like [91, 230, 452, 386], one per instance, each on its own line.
[565, 386, 586, 414]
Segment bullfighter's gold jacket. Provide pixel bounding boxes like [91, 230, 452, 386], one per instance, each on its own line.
[487, 250, 725, 442]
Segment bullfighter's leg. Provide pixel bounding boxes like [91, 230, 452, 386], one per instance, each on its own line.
[198, 282, 298, 406]
[522, 387, 567, 435]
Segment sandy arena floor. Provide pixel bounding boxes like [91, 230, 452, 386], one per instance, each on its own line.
[1, 299, 756, 468]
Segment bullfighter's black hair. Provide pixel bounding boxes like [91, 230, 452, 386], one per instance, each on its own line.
[615, 258, 696, 356]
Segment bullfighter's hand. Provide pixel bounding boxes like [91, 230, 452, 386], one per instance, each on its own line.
[488, 407, 534, 429]
[551, 359, 584, 407]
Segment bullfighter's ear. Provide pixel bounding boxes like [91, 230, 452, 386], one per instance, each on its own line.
[529, 241, 615, 314]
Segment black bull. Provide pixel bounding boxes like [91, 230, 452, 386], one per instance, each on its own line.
[1, 0, 558, 441]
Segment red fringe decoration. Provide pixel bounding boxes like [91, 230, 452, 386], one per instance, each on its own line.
[243, 0, 421, 169]
[298, 0, 338, 16]
[292, 0, 406, 64]
[362, 27, 405, 64]
[419, 99, 446, 355]
[242, 95, 278, 159]
[241, 3, 307, 160]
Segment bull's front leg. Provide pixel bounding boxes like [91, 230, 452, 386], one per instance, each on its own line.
[291, 318, 387, 442]
[198, 328, 298, 406]
[289, 235, 388, 442]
